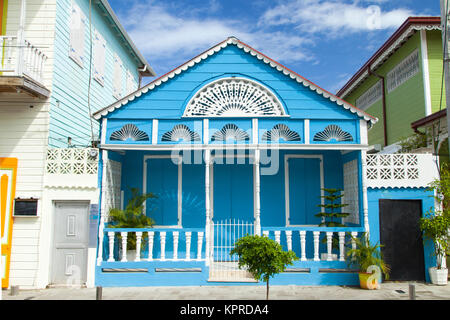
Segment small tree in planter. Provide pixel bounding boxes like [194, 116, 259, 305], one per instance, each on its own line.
[419, 210, 450, 285]
[108, 188, 157, 259]
[230, 234, 298, 300]
[315, 188, 349, 255]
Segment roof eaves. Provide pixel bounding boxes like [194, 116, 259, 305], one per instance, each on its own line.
[98, 0, 156, 77]
[337, 16, 441, 98]
[93, 37, 377, 124]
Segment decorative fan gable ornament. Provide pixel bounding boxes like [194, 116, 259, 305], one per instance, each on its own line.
[110, 124, 149, 141]
[211, 124, 250, 142]
[161, 124, 201, 142]
[183, 78, 286, 117]
[262, 124, 301, 142]
[313, 124, 353, 142]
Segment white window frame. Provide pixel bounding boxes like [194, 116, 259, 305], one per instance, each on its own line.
[142, 155, 182, 228]
[284, 154, 324, 227]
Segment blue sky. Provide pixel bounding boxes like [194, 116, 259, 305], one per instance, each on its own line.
[109, 0, 440, 94]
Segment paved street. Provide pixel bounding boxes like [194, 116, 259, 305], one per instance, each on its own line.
[2, 282, 449, 300]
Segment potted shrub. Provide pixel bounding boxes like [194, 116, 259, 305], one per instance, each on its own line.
[346, 233, 390, 290]
[315, 188, 349, 260]
[419, 210, 450, 285]
[108, 188, 156, 261]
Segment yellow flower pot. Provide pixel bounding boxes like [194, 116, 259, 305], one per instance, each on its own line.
[359, 272, 379, 290]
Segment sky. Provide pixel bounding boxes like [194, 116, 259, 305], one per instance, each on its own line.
[108, 0, 441, 94]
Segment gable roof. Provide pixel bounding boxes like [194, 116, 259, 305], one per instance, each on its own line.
[337, 17, 441, 98]
[92, 37, 377, 124]
[97, 0, 155, 77]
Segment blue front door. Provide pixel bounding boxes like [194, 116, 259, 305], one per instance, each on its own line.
[213, 162, 254, 222]
[288, 157, 322, 225]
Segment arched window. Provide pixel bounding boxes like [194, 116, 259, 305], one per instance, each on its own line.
[183, 78, 286, 117]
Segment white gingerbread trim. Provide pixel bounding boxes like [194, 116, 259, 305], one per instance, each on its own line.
[340, 24, 441, 98]
[93, 37, 377, 124]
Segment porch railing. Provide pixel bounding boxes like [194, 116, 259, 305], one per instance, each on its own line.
[101, 228, 205, 262]
[262, 226, 365, 262]
[0, 36, 47, 83]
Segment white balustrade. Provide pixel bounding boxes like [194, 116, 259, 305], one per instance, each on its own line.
[285, 230, 292, 251]
[0, 36, 47, 83]
[135, 232, 142, 262]
[173, 231, 179, 260]
[160, 232, 166, 261]
[313, 231, 320, 261]
[120, 232, 128, 262]
[107, 232, 115, 262]
[326, 232, 333, 261]
[102, 229, 361, 264]
[339, 232, 345, 262]
[197, 232, 204, 260]
[299, 231, 307, 261]
[147, 231, 154, 261]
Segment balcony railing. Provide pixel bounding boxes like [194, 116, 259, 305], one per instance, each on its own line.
[262, 226, 365, 262]
[101, 228, 206, 262]
[0, 36, 47, 84]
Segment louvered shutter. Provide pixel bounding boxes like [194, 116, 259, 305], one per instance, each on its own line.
[113, 53, 123, 99]
[69, 1, 86, 67]
[93, 30, 106, 85]
[126, 70, 136, 94]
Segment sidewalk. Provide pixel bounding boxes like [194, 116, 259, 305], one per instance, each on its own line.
[2, 282, 450, 300]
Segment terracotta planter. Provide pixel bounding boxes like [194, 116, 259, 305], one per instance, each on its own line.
[429, 267, 448, 285]
[358, 272, 379, 290]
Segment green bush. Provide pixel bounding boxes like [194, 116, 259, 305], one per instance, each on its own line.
[230, 234, 298, 300]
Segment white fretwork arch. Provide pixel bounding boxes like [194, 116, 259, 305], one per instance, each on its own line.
[183, 78, 286, 117]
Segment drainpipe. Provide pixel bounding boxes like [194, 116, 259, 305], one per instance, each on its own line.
[368, 65, 388, 147]
[137, 65, 147, 89]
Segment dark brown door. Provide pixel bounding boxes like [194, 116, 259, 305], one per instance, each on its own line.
[379, 199, 425, 281]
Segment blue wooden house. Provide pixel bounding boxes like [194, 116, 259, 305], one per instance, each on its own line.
[92, 37, 439, 287]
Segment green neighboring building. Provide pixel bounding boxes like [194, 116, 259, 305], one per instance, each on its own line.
[337, 17, 444, 152]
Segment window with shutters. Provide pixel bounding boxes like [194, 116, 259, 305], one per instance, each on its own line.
[69, 1, 86, 67]
[113, 53, 123, 99]
[93, 30, 106, 86]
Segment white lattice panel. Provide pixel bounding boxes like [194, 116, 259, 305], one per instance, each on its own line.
[343, 159, 359, 225]
[103, 159, 122, 220]
[365, 153, 439, 188]
[44, 148, 99, 188]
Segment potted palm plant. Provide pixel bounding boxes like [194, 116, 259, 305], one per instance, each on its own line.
[419, 210, 450, 285]
[108, 188, 156, 261]
[346, 233, 390, 290]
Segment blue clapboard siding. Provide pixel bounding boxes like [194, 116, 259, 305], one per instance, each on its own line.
[49, 0, 142, 147]
[106, 45, 361, 123]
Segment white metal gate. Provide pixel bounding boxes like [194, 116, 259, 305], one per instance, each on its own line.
[208, 219, 256, 282]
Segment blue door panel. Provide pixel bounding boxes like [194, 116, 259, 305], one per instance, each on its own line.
[146, 158, 179, 225]
[288, 158, 322, 225]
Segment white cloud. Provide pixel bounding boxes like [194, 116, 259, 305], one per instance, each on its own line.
[119, 1, 317, 72]
[258, 0, 415, 35]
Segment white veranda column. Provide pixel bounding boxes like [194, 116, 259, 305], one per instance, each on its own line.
[97, 150, 108, 266]
[254, 149, 261, 235]
[361, 150, 370, 237]
[204, 150, 212, 266]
